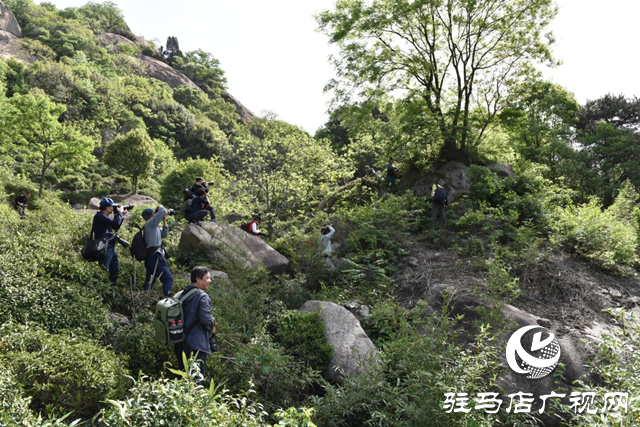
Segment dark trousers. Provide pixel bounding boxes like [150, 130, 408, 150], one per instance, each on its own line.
[174, 342, 207, 386]
[99, 243, 119, 284]
[431, 201, 446, 223]
[144, 252, 173, 296]
[186, 210, 208, 223]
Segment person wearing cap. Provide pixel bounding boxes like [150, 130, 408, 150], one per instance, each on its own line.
[92, 197, 127, 284]
[186, 188, 216, 223]
[14, 192, 31, 217]
[247, 215, 267, 237]
[386, 157, 398, 187]
[142, 205, 173, 296]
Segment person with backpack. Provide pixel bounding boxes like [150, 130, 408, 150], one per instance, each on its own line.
[93, 197, 127, 285]
[241, 215, 267, 237]
[173, 266, 216, 385]
[428, 182, 448, 224]
[14, 192, 31, 218]
[142, 206, 174, 296]
[386, 157, 398, 187]
[186, 188, 216, 223]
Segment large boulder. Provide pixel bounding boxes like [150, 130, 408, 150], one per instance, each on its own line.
[221, 92, 256, 124]
[0, 1, 22, 38]
[412, 161, 470, 204]
[486, 162, 515, 178]
[299, 300, 378, 384]
[178, 222, 289, 275]
[138, 54, 200, 89]
[87, 195, 158, 210]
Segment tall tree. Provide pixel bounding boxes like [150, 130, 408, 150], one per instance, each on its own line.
[317, 0, 557, 162]
[103, 128, 156, 194]
[2, 89, 95, 196]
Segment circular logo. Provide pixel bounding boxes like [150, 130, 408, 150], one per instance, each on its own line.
[505, 325, 561, 379]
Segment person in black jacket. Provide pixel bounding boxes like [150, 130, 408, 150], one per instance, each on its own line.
[14, 192, 30, 217]
[92, 197, 127, 284]
[174, 266, 216, 385]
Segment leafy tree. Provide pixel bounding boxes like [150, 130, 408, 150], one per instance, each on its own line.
[572, 94, 640, 205]
[181, 48, 227, 94]
[235, 119, 342, 234]
[2, 89, 95, 196]
[500, 77, 578, 181]
[317, 0, 557, 162]
[163, 36, 183, 64]
[103, 128, 156, 193]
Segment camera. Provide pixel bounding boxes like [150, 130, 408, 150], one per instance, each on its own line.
[206, 181, 214, 186]
[209, 335, 218, 352]
[113, 203, 134, 210]
[166, 208, 175, 215]
[114, 234, 130, 248]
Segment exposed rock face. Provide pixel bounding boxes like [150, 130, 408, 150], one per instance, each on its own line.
[97, 32, 135, 49]
[138, 54, 200, 89]
[0, 29, 20, 60]
[486, 162, 515, 178]
[221, 92, 256, 124]
[299, 300, 378, 384]
[0, 1, 22, 38]
[412, 161, 470, 203]
[178, 222, 289, 275]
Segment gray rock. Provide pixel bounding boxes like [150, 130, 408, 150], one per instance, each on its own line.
[344, 300, 371, 324]
[221, 92, 256, 124]
[71, 203, 84, 210]
[88, 197, 101, 210]
[110, 312, 130, 326]
[178, 222, 289, 275]
[299, 300, 378, 384]
[0, 1, 22, 38]
[486, 162, 515, 178]
[138, 54, 200, 89]
[87, 195, 158, 211]
[412, 161, 470, 204]
[407, 257, 419, 268]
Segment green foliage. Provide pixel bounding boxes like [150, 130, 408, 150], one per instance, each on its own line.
[0, 324, 130, 420]
[318, 0, 557, 161]
[1, 89, 95, 195]
[364, 301, 408, 346]
[99, 374, 269, 426]
[270, 311, 333, 371]
[159, 157, 230, 212]
[103, 128, 156, 193]
[550, 197, 638, 269]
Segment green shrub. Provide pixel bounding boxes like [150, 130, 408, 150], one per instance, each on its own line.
[550, 198, 638, 268]
[99, 374, 269, 426]
[271, 311, 333, 371]
[0, 325, 131, 420]
[364, 301, 408, 346]
[0, 368, 36, 426]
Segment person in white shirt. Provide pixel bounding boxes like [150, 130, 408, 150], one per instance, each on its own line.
[319, 224, 335, 257]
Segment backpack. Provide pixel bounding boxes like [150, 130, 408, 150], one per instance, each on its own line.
[183, 187, 196, 200]
[432, 185, 448, 204]
[240, 221, 257, 234]
[153, 288, 200, 345]
[130, 226, 148, 261]
[182, 198, 193, 213]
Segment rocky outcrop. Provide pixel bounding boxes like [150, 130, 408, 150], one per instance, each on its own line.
[178, 222, 289, 274]
[0, 1, 21, 38]
[299, 300, 378, 384]
[412, 161, 470, 204]
[0, 29, 20, 60]
[486, 162, 515, 178]
[138, 54, 200, 89]
[221, 92, 256, 124]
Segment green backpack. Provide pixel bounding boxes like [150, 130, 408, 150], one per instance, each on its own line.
[153, 288, 200, 345]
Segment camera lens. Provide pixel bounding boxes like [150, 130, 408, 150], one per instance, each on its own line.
[115, 234, 130, 248]
[166, 208, 175, 215]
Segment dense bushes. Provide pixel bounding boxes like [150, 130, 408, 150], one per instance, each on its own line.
[0, 325, 130, 420]
[271, 311, 333, 371]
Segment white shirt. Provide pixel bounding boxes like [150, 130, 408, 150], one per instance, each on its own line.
[319, 226, 335, 256]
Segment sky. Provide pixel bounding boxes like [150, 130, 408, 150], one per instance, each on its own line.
[36, 0, 640, 134]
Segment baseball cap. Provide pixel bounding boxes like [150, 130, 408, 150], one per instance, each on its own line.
[142, 208, 154, 219]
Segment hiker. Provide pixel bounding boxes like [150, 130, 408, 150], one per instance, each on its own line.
[92, 197, 127, 285]
[14, 192, 31, 217]
[142, 206, 174, 296]
[174, 265, 216, 385]
[318, 224, 335, 257]
[186, 188, 216, 223]
[363, 165, 377, 179]
[386, 157, 398, 186]
[246, 215, 267, 237]
[428, 183, 448, 224]
[190, 177, 209, 197]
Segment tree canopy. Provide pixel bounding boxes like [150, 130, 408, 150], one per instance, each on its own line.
[317, 0, 558, 162]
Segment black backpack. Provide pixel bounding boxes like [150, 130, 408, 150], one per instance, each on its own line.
[130, 226, 148, 261]
[432, 185, 448, 204]
[239, 222, 251, 232]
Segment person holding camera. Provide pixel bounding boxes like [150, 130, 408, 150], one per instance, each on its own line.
[186, 188, 216, 223]
[142, 205, 174, 297]
[93, 197, 128, 285]
[14, 192, 31, 218]
[173, 266, 217, 385]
